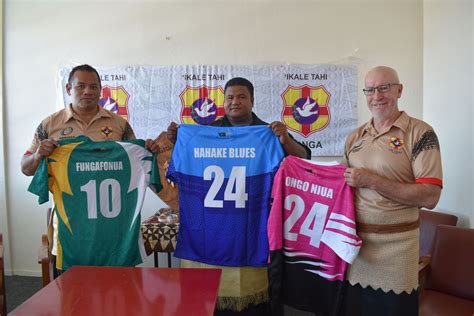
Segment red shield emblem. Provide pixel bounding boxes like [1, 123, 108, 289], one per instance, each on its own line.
[179, 86, 225, 125]
[99, 85, 130, 120]
[281, 85, 331, 137]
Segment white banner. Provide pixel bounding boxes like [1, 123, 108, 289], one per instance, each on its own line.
[57, 64, 357, 156]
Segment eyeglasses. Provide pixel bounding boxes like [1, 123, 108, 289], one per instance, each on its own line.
[363, 83, 400, 96]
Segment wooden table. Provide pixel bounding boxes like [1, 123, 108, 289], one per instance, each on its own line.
[10, 266, 221, 316]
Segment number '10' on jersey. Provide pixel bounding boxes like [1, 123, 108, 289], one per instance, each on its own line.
[28, 136, 162, 270]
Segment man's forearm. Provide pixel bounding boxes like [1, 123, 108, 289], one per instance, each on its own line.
[369, 175, 441, 209]
[282, 139, 309, 159]
[21, 153, 42, 176]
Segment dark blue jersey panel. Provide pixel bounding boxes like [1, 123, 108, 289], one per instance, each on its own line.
[168, 124, 284, 267]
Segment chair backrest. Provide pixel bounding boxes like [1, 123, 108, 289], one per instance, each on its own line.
[38, 208, 54, 287]
[425, 225, 474, 300]
[0, 233, 6, 316]
[419, 209, 457, 256]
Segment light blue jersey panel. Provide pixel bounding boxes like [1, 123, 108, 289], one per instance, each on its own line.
[167, 124, 284, 267]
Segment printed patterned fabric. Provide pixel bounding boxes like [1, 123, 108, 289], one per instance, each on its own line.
[57, 64, 358, 156]
[141, 208, 179, 254]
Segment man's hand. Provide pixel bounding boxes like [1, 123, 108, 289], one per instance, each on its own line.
[268, 121, 309, 159]
[36, 139, 59, 160]
[269, 121, 291, 145]
[344, 167, 376, 188]
[167, 122, 179, 144]
[21, 138, 58, 176]
[145, 138, 160, 154]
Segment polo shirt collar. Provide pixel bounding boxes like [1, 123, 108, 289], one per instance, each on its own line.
[362, 111, 409, 136]
[220, 112, 263, 126]
[392, 111, 409, 132]
[64, 104, 112, 123]
[64, 104, 75, 122]
[96, 105, 113, 118]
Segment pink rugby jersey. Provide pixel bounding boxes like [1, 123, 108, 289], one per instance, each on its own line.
[268, 155, 362, 316]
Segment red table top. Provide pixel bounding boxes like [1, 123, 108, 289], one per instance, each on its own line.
[11, 266, 221, 316]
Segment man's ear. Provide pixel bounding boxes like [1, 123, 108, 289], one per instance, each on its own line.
[66, 83, 72, 96]
[397, 84, 403, 98]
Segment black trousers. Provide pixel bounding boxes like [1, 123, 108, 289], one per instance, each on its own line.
[340, 282, 418, 316]
[214, 303, 271, 316]
[52, 255, 63, 278]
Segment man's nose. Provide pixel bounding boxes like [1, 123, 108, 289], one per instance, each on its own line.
[83, 86, 96, 94]
[373, 89, 384, 99]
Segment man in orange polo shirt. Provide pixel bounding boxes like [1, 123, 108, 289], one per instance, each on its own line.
[343, 66, 442, 316]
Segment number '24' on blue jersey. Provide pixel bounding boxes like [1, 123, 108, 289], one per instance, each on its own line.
[167, 124, 284, 267]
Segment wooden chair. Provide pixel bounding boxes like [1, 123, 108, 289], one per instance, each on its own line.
[38, 208, 54, 287]
[1, 233, 7, 316]
[419, 225, 474, 315]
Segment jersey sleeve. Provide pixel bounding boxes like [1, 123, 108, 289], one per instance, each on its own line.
[411, 129, 443, 187]
[258, 126, 284, 173]
[27, 158, 50, 204]
[166, 124, 191, 184]
[320, 184, 361, 264]
[117, 139, 163, 193]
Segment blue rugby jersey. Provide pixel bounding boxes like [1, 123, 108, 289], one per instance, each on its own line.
[167, 124, 284, 267]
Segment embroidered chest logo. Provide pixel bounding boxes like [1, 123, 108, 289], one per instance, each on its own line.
[60, 127, 74, 136]
[101, 126, 113, 137]
[388, 136, 404, 151]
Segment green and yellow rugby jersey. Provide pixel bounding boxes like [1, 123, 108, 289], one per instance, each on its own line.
[28, 136, 162, 270]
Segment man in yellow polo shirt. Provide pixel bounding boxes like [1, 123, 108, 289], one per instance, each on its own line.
[21, 64, 159, 276]
[21, 64, 139, 175]
[343, 66, 442, 316]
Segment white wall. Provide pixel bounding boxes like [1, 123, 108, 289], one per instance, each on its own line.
[3, 0, 425, 275]
[0, 0, 13, 273]
[423, 0, 473, 227]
